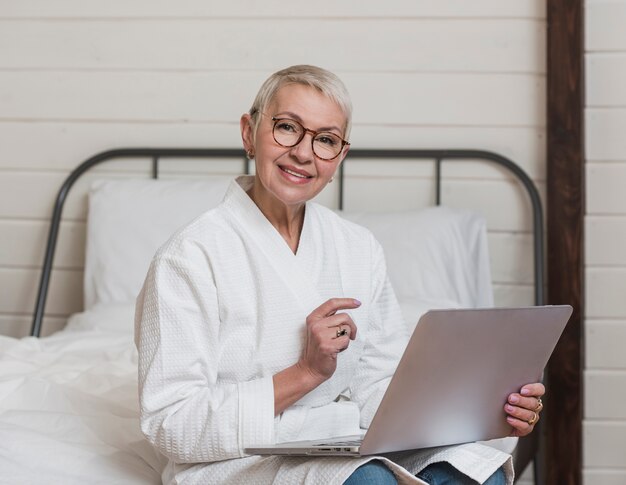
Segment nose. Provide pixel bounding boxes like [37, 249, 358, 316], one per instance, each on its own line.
[289, 130, 315, 163]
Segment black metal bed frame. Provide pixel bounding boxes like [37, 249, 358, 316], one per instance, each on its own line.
[31, 147, 544, 337]
[29, 147, 545, 483]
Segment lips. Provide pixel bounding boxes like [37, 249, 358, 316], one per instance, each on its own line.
[279, 165, 313, 179]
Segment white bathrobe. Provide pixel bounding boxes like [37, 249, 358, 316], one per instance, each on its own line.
[135, 176, 513, 485]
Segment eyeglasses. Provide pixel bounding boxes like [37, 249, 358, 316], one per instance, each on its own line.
[259, 112, 349, 161]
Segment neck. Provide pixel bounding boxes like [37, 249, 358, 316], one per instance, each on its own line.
[247, 182, 305, 254]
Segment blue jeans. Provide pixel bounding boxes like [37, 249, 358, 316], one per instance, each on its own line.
[343, 460, 506, 485]
[343, 461, 397, 485]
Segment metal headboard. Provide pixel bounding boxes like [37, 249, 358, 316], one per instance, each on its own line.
[31, 148, 544, 338]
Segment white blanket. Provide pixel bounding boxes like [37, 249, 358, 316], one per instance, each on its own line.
[0, 326, 164, 484]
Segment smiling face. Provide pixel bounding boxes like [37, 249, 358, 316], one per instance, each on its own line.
[240, 83, 349, 214]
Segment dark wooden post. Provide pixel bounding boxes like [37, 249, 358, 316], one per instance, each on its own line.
[546, 1, 584, 484]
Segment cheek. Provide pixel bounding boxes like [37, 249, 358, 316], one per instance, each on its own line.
[317, 162, 338, 179]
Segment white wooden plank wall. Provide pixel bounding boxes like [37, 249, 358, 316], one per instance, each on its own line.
[0, 1, 547, 482]
[585, 1, 626, 483]
[0, 4, 544, 478]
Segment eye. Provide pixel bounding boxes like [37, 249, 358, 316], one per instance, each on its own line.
[316, 134, 340, 147]
[275, 119, 301, 134]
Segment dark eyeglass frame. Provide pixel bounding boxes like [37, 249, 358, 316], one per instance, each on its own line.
[256, 111, 350, 161]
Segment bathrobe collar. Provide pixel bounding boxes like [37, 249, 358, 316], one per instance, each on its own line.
[221, 176, 322, 313]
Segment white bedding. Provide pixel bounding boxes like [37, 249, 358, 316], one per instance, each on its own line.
[0, 308, 164, 484]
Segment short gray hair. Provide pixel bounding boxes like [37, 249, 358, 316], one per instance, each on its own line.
[248, 65, 353, 139]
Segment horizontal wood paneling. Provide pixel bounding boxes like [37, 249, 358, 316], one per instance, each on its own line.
[0, 7, 547, 430]
[0, 171, 89, 220]
[584, 421, 626, 468]
[0, 122, 547, 178]
[0, 0, 546, 19]
[489, 233, 533, 284]
[0, 5, 545, 481]
[0, 19, 545, 74]
[586, 268, 626, 319]
[347, 177, 540, 232]
[586, 109, 626, 161]
[0, 71, 545, 127]
[0, 315, 66, 338]
[0, 268, 82, 316]
[584, 470, 626, 485]
[493, 283, 534, 307]
[442, 179, 543, 232]
[0, 220, 85, 269]
[345, 158, 545, 184]
[585, 1, 626, 482]
[586, 216, 626, 265]
[586, 2, 626, 51]
[587, 55, 626, 107]
[585, 320, 626, 369]
[0, 121, 242, 171]
[585, 370, 626, 419]
[586, 163, 626, 214]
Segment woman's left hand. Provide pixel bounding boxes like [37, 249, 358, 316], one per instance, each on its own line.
[504, 382, 545, 437]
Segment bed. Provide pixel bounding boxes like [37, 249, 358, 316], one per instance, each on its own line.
[0, 148, 544, 484]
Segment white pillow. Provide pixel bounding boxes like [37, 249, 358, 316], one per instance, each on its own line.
[84, 178, 231, 309]
[339, 207, 494, 328]
[65, 302, 136, 334]
[84, 178, 493, 329]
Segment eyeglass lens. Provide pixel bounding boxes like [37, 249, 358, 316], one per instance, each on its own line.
[272, 118, 343, 160]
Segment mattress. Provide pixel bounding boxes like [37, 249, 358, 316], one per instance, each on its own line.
[0, 310, 164, 484]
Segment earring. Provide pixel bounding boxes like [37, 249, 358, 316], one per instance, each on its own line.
[246, 150, 255, 159]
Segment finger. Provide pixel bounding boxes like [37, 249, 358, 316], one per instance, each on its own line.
[326, 325, 353, 352]
[506, 415, 535, 437]
[311, 298, 361, 318]
[335, 335, 351, 353]
[327, 325, 353, 351]
[505, 403, 540, 425]
[520, 382, 545, 398]
[324, 313, 358, 340]
[507, 393, 542, 414]
[332, 325, 350, 339]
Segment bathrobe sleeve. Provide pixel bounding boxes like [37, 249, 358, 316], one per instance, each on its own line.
[350, 236, 410, 428]
[135, 240, 275, 463]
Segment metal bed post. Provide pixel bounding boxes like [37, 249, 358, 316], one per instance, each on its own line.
[151, 156, 159, 179]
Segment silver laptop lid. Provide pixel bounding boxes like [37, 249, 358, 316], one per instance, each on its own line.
[359, 305, 572, 455]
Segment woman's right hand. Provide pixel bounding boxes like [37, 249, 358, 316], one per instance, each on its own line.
[272, 298, 360, 416]
[297, 298, 360, 383]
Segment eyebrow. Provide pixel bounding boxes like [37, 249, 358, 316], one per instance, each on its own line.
[273, 111, 344, 136]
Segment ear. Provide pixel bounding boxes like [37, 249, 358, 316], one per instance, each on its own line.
[337, 143, 350, 165]
[240, 113, 255, 153]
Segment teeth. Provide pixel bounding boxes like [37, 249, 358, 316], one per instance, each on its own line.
[282, 167, 309, 178]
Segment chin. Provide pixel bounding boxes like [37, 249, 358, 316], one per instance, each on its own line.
[273, 184, 322, 206]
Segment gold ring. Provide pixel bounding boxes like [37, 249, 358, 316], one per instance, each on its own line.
[528, 412, 538, 426]
[535, 398, 543, 413]
[336, 327, 348, 338]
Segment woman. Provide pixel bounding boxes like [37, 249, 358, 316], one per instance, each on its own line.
[135, 65, 545, 485]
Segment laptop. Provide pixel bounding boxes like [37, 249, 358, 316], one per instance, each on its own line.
[245, 305, 572, 457]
